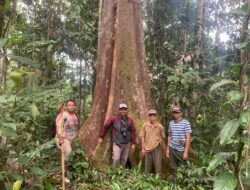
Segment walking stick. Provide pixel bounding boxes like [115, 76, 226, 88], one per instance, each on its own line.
[91, 143, 101, 159]
[60, 104, 66, 190]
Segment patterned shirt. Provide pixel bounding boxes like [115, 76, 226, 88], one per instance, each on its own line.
[168, 119, 192, 151]
[56, 112, 78, 140]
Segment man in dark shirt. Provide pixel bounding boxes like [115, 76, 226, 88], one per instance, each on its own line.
[97, 103, 136, 168]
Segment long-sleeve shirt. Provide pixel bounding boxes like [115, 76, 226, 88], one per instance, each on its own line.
[99, 115, 136, 144]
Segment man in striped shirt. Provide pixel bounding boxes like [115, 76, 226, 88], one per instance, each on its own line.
[166, 106, 192, 175]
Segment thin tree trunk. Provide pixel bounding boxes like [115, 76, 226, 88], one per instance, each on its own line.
[239, 0, 250, 99]
[79, 0, 151, 168]
[0, 0, 6, 90]
[45, 0, 54, 84]
[78, 59, 82, 124]
[195, 0, 204, 70]
[0, 56, 8, 90]
[237, 0, 250, 184]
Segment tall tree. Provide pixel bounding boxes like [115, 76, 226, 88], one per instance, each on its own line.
[79, 0, 151, 167]
[194, 0, 204, 70]
[0, 0, 17, 90]
[236, 0, 250, 186]
[0, 0, 7, 90]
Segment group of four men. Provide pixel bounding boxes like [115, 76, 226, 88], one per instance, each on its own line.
[55, 100, 191, 182]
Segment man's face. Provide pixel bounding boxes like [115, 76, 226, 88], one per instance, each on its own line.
[172, 111, 181, 120]
[149, 114, 157, 123]
[119, 108, 128, 116]
[66, 101, 76, 113]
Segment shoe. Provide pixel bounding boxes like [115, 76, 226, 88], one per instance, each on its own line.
[65, 177, 70, 183]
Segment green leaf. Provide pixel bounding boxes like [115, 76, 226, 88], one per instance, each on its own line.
[111, 182, 121, 190]
[230, 64, 241, 75]
[208, 153, 231, 171]
[221, 101, 231, 111]
[238, 42, 250, 51]
[4, 53, 40, 68]
[210, 79, 237, 93]
[220, 119, 240, 145]
[4, 182, 12, 190]
[0, 38, 8, 48]
[213, 173, 237, 190]
[13, 180, 22, 190]
[31, 103, 40, 119]
[167, 76, 179, 83]
[1, 123, 17, 130]
[30, 167, 47, 176]
[0, 127, 18, 138]
[236, 42, 249, 49]
[239, 3, 248, 14]
[227, 90, 244, 102]
[239, 111, 250, 128]
[9, 71, 23, 87]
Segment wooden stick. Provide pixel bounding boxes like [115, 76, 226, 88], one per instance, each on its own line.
[91, 143, 101, 159]
[61, 140, 65, 190]
[60, 103, 66, 190]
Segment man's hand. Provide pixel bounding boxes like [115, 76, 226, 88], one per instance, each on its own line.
[141, 148, 146, 156]
[131, 144, 135, 153]
[59, 137, 64, 144]
[183, 150, 188, 160]
[97, 138, 103, 144]
[166, 147, 170, 158]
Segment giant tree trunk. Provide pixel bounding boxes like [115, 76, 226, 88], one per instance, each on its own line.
[79, 0, 151, 168]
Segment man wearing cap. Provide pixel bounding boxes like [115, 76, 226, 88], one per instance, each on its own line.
[166, 106, 192, 176]
[97, 103, 136, 168]
[139, 109, 165, 175]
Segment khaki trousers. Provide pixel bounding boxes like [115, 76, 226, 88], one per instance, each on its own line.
[55, 137, 72, 161]
[112, 142, 130, 169]
[145, 144, 162, 175]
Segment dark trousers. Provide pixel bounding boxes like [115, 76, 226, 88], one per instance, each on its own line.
[145, 144, 162, 175]
[169, 147, 186, 176]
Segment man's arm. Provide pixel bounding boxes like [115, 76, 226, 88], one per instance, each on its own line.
[139, 125, 145, 154]
[166, 133, 171, 158]
[130, 119, 136, 144]
[183, 133, 191, 160]
[98, 117, 114, 144]
[141, 136, 146, 155]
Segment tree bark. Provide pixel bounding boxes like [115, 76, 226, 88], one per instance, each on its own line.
[0, 0, 17, 90]
[79, 0, 151, 168]
[239, 0, 250, 95]
[194, 0, 204, 70]
[0, 0, 6, 90]
[237, 0, 250, 183]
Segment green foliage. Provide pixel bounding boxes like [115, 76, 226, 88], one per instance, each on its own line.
[213, 173, 237, 190]
[209, 79, 237, 93]
[13, 180, 22, 190]
[227, 90, 244, 102]
[208, 153, 232, 171]
[0, 38, 8, 48]
[68, 145, 91, 182]
[220, 119, 240, 145]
